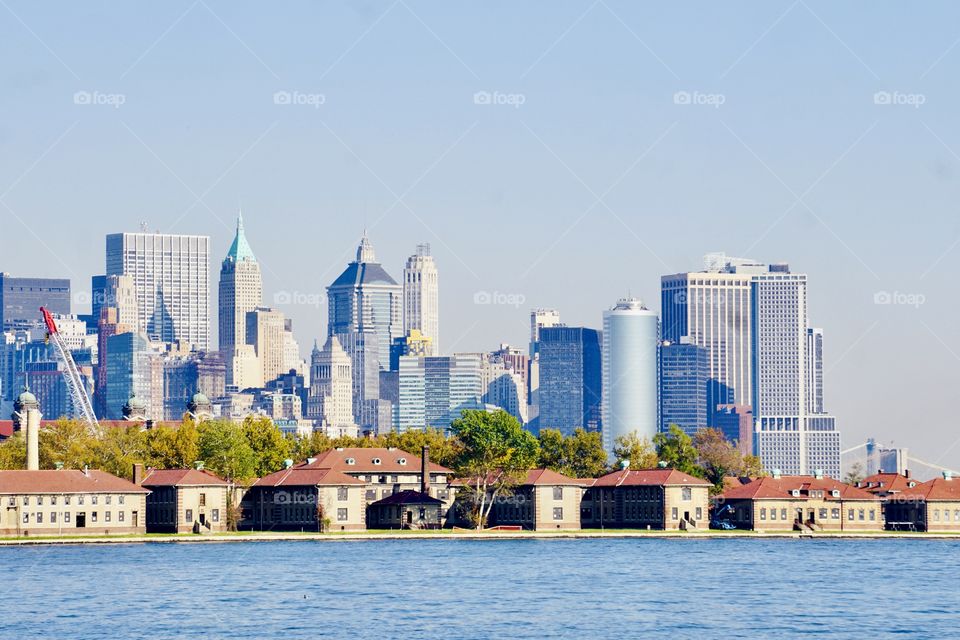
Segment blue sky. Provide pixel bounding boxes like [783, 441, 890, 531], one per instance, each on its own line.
[2, 1, 960, 471]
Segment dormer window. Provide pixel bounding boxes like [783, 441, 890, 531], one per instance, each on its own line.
[372, 458, 381, 465]
[345, 458, 356, 465]
[791, 489, 801, 497]
[831, 490, 840, 498]
[398, 458, 407, 465]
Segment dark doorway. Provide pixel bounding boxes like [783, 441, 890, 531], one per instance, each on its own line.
[76, 513, 86, 528]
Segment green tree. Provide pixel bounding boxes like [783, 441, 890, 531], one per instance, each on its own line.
[197, 420, 256, 482]
[0, 433, 26, 469]
[450, 409, 539, 530]
[740, 454, 766, 478]
[693, 428, 742, 494]
[39, 418, 95, 470]
[653, 425, 703, 476]
[91, 426, 146, 479]
[537, 428, 607, 478]
[243, 415, 291, 476]
[843, 461, 866, 485]
[613, 431, 658, 470]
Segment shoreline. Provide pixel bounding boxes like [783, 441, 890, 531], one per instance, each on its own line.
[1, 529, 958, 546]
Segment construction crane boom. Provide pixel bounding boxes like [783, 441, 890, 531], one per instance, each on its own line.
[40, 307, 100, 432]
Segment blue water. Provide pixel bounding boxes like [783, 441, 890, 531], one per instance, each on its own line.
[1, 538, 957, 639]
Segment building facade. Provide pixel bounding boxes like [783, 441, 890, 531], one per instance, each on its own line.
[219, 214, 263, 386]
[327, 235, 402, 373]
[402, 243, 439, 355]
[537, 326, 601, 436]
[139, 466, 230, 534]
[0, 273, 71, 333]
[105, 232, 211, 349]
[396, 354, 482, 432]
[659, 339, 709, 437]
[582, 468, 712, 530]
[602, 297, 659, 453]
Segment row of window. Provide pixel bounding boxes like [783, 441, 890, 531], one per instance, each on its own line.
[758, 507, 878, 522]
[931, 509, 960, 522]
[22, 511, 126, 524]
[10, 495, 126, 507]
[184, 509, 220, 523]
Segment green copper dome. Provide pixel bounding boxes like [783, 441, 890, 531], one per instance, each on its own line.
[226, 212, 257, 263]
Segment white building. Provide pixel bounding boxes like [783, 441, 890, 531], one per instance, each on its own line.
[403, 243, 439, 356]
[245, 307, 285, 387]
[308, 336, 355, 432]
[106, 231, 210, 350]
[601, 297, 659, 455]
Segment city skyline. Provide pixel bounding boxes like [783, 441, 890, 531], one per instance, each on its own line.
[2, 2, 959, 469]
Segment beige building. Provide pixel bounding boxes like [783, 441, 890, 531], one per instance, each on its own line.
[485, 469, 586, 530]
[245, 466, 366, 531]
[719, 472, 884, 532]
[246, 307, 286, 386]
[883, 473, 960, 532]
[582, 468, 712, 530]
[138, 466, 231, 533]
[0, 469, 148, 536]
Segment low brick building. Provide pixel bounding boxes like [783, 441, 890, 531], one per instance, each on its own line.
[0, 469, 148, 536]
[581, 468, 712, 530]
[139, 466, 231, 534]
[367, 490, 445, 530]
[719, 472, 883, 532]
[244, 466, 366, 531]
[486, 469, 587, 531]
[883, 473, 960, 532]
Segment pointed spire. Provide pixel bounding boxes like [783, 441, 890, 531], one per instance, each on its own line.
[227, 210, 257, 262]
[356, 232, 376, 263]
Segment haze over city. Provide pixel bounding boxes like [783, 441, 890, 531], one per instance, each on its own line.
[2, 1, 960, 468]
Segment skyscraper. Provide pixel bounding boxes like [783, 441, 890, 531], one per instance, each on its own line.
[327, 234, 402, 372]
[219, 214, 263, 384]
[806, 327, 824, 415]
[307, 335, 354, 430]
[403, 243, 439, 355]
[0, 273, 71, 333]
[104, 331, 163, 421]
[537, 326, 601, 436]
[106, 232, 210, 349]
[601, 297, 659, 453]
[396, 353, 482, 432]
[659, 338, 709, 437]
[527, 308, 561, 429]
[246, 307, 285, 387]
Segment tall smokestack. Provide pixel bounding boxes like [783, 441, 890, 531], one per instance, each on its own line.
[421, 446, 430, 496]
[15, 388, 41, 471]
[132, 463, 144, 485]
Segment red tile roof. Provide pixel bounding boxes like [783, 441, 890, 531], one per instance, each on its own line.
[298, 448, 452, 474]
[524, 468, 589, 486]
[0, 470, 150, 494]
[858, 473, 919, 495]
[253, 467, 364, 488]
[722, 475, 879, 501]
[592, 468, 712, 488]
[897, 477, 960, 501]
[0, 422, 12, 439]
[141, 468, 229, 487]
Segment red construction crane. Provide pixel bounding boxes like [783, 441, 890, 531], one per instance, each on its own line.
[40, 307, 100, 431]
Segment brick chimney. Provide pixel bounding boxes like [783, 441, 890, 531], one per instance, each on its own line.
[421, 446, 430, 496]
[132, 463, 144, 485]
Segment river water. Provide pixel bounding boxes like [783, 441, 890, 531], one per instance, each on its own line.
[1, 538, 956, 639]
